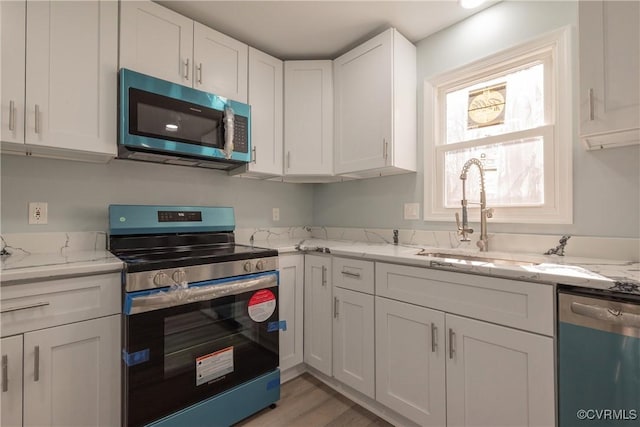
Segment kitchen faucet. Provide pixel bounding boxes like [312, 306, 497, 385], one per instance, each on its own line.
[455, 158, 494, 252]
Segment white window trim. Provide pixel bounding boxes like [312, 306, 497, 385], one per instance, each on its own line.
[423, 26, 573, 224]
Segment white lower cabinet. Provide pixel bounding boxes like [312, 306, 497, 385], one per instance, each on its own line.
[445, 314, 555, 427]
[375, 296, 555, 427]
[303, 254, 333, 376]
[375, 296, 446, 426]
[279, 254, 304, 372]
[1, 335, 24, 427]
[332, 287, 375, 398]
[1, 273, 121, 427]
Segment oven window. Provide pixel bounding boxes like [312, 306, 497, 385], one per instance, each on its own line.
[164, 303, 242, 378]
[129, 88, 224, 148]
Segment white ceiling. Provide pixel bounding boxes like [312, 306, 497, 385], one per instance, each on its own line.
[157, 1, 497, 60]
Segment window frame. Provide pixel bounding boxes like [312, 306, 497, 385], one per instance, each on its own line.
[423, 27, 573, 224]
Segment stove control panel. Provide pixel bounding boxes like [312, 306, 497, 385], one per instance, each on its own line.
[124, 257, 279, 292]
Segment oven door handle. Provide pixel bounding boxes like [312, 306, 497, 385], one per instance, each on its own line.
[125, 273, 277, 315]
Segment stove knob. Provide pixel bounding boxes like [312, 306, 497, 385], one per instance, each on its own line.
[153, 272, 169, 286]
[243, 261, 253, 273]
[255, 260, 265, 271]
[172, 269, 187, 284]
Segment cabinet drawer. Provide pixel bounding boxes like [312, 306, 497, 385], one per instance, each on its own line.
[1, 273, 120, 336]
[332, 257, 374, 294]
[376, 263, 553, 336]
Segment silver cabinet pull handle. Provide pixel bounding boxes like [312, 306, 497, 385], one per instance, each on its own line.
[34, 346, 40, 382]
[334, 297, 339, 319]
[448, 328, 455, 359]
[383, 138, 388, 160]
[251, 146, 256, 163]
[184, 58, 190, 80]
[286, 151, 291, 169]
[431, 323, 437, 353]
[1, 355, 8, 392]
[8, 100, 15, 131]
[588, 88, 594, 121]
[34, 104, 41, 134]
[341, 270, 361, 278]
[197, 63, 203, 84]
[1, 301, 50, 314]
[321, 265, 326, 286]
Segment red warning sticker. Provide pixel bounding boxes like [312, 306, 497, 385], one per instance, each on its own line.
[248, 289, 276, 322]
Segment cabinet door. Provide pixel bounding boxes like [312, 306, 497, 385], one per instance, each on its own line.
[1, 335, 23, 427]
[278, 254, 304, 372]
[120, 0, 194, 86]
[23, 315, 120, 427]
[579, 0, 640, 148]
[1, 0, 26, 145]
[334, 29, 392, 174]
[333, 287, 375, 398]
[284, 60, 333, 176]
[446, 314, 555, 427]
[375, 297, 446, 426]
[303, 255, 332, 376]
[25, 0, 117, 156]
[247, 47, 283, 177]
[194, 22, 248, 103]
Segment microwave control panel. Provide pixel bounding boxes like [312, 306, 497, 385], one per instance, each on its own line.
[234, 116, 249, 153]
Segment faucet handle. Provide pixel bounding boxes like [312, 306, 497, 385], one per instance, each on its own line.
[485, 208, 494, 219]
[455, 212, 473, 241]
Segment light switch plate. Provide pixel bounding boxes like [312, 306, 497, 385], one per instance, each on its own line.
[404, 203, 420, 220]
[28, 202, 48, 225]
[272, 208, 280, 221]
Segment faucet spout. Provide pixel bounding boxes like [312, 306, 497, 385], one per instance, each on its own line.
[457, 158, 493, 251]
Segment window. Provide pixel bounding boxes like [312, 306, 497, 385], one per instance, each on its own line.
[424, 28, 572, 224]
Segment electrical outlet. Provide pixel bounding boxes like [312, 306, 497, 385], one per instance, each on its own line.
[404, 203, 420, 220]
[272, 208, 280, 221]
[28, 202, 48, 225]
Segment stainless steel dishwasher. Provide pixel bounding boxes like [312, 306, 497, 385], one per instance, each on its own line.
[558, 287, 640, 427]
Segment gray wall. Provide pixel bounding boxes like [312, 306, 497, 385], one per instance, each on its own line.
[314, 0, 640, 238]
[1, 155, 313, 232]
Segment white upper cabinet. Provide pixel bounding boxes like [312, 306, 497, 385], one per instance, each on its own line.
[284, 60, 334, 178]
[120, 1, 193, 86]
[1, 0, 117, 161]
[25, 0, 117, 158]
[238, 47, 283, 177]
[334, 28, 416, 178]
[193, 23, 248, 103]
[1, 0, 26, 146]
[120, 1, 248, 103]
[579, 0, 640, 149]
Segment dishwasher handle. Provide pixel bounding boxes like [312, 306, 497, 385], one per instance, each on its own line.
[571, 302, 640, 329]
[559, 292, 640, 339]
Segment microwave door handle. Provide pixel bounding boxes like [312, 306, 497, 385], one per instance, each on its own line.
[223, 106, 235, 159]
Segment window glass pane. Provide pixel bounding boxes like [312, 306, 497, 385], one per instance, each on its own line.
[445, 63, 545, 144]
[444, 137, 545, 208]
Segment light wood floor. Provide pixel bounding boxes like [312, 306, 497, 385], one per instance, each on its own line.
[236, 374, 394, 427]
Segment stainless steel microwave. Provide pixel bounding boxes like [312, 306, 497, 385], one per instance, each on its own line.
[118, 68, 251, 170]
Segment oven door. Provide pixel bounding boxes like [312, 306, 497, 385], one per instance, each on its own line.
[122, 271, 279, 427]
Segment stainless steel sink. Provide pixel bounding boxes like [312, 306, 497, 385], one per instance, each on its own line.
[416, 249, 539, 267]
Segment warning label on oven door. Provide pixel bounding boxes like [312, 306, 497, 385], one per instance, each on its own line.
[196, 346, 234, 386]
[248, 289, 276, 322]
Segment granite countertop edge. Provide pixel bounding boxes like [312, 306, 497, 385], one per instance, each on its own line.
[1, 250, 123, 284]
[247, 238, 640, 296]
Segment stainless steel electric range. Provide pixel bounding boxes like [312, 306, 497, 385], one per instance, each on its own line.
[109, 205, 280, 427]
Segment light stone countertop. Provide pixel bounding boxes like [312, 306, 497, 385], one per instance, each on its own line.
[247, 238, 640, 296]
